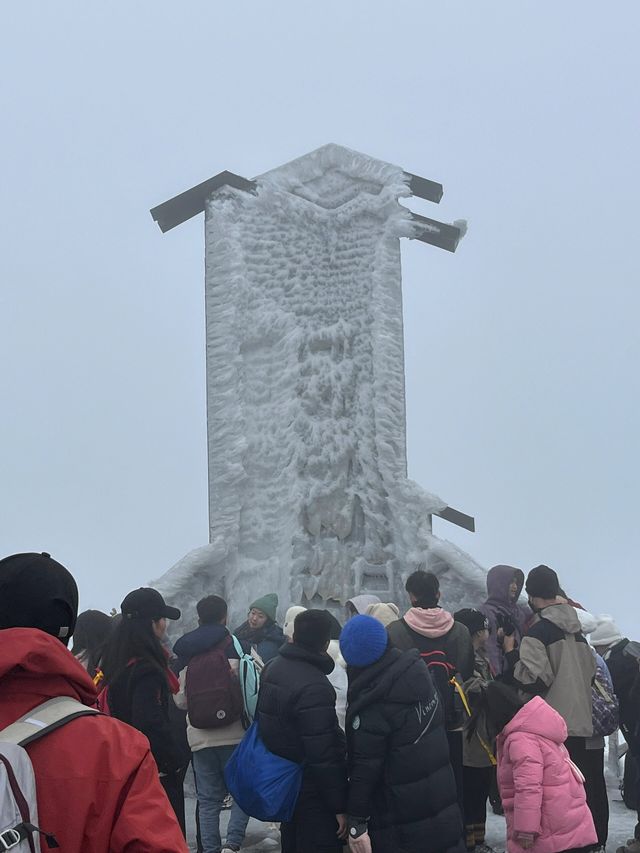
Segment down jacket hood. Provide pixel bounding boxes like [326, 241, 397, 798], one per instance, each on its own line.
[347, 647, 426, 720]
[486, 564, 524, 603]
[347, 594, 382, 615]
[501, 695, 567, 745]
[479, 566, 531, 675]
[404, 606, 454, 638]
[0, 627, 97, 709]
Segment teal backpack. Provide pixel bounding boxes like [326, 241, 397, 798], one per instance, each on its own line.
[231, 636, 261, 724]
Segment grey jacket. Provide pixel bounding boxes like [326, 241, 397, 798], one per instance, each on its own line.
[462, 650, 495, 768]
[506, 604, 595, 738]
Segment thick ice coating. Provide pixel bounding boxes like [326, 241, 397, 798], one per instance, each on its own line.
[155, 144, 485, 627]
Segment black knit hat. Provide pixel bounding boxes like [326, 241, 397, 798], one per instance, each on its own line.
[525, 565, 560, 600]
[454, 608, 490, 636]
[293, 609, 333, 652]
[0, 552, 79, 644]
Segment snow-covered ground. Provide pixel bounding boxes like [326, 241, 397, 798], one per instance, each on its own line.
[185, 785, 636, 852]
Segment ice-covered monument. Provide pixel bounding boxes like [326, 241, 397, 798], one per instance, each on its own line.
[151, 144, 486, 627]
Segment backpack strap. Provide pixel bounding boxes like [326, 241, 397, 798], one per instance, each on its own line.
[0, 697, 100, 747]
[231, 635, 247, 659]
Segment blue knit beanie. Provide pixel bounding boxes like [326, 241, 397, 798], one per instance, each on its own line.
[340, 615, 388, 667]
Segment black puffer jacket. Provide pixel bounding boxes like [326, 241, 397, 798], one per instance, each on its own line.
[257, 643, 348, 814]
[346, 648, 464, 853]
[108, 661, 185, 775]
[605, 639, 640, 749]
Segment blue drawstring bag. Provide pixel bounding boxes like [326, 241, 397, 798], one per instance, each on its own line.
[224, 721, 303, 822]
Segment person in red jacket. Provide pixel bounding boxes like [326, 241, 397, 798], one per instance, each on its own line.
[0, 551, 188, 853]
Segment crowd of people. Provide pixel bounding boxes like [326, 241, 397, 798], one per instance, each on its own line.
[0, 552, 638, 853]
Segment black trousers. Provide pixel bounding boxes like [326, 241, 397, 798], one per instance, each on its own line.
[565, 737, 608, 848]
[447, 730, 465, 824]
[160, 768, 187, 838]
[463, 765, 492, 826]
[281, 786, 343, 853]
[627, 748, 640, 839]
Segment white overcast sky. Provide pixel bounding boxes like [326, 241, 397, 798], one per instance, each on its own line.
[1, 2, 638, 635]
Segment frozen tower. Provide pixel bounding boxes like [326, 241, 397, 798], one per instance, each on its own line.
[151, 144, 485, 625]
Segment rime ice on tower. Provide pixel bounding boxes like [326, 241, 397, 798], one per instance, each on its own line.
[151, 145, 486, 626]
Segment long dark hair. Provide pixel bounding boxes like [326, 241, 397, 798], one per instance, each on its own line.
[101, 615, 167, 684]
[71, 609, 115, 678]
[466, 681, 523, 743]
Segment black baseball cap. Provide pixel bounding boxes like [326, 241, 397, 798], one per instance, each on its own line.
[0, 552, 79, 643]
[454, 608, 490, 636]
[121, 587, 181, 621]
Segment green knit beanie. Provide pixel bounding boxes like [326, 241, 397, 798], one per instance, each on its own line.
[249, 593, 278, 622]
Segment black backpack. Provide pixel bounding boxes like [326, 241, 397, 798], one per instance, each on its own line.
[404, 628, 462, 728]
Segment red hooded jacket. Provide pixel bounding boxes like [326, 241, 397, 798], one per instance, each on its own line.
[0, 628, 188, 853]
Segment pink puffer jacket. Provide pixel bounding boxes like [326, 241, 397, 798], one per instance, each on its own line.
[497, 696, 596, 853]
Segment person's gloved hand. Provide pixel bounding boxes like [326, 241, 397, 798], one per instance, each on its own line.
[348, 830, 372, 853]
[517, 832, 536, 849]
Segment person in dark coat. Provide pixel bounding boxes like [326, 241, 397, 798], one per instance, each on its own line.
[341, 615, 465, 853]
[101, 587, 188, 833]
[257, 609, 348, 853]
[478, 565, 531, 676]
[387, 570, 474, 819]
[234, 592, 285, 664]
[592, 616, 640, 853]
[454, 608, 496, 853]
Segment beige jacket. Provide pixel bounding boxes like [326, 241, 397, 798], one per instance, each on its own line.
[510, 604, 595, 738]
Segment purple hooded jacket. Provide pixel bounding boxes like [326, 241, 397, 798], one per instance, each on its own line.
[479, 565, 531, 675]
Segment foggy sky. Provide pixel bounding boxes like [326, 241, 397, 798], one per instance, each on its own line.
[1, 2, 638, 635]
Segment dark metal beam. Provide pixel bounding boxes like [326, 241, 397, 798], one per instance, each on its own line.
[434, 506, 476, 533]
[404, 172, 443, 204]
[410, 212, 463, 253]
[150, 171, 256, 233]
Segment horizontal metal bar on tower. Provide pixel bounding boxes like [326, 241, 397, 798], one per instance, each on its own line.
[410, 213, 463, 253]
[150, 171, 257, 233]
[434, 506, 476, 532]
[404, 172, 444, 204]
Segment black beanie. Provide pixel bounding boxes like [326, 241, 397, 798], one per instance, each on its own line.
[293, 609, 333, 652]
[0, 552, 79, 643]
[525, 565, 560, 600]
